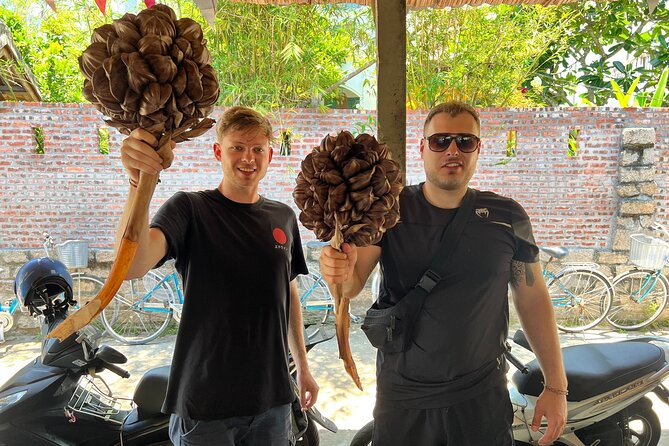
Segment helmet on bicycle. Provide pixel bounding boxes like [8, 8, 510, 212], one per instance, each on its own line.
[14, 257, 73, 309]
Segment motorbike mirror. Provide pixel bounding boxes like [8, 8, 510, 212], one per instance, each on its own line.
[512, 330, 533, 352]
[96, 345, 128, 365]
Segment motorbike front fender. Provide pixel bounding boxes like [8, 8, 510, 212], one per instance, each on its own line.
[306, 405, 337, 433]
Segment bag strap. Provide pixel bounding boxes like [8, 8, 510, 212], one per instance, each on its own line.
[416, 187, 478, 293]
[400, 187, 478, 348]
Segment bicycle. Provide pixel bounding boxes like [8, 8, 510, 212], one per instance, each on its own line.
[0, 233, 109, 342]
[101, 267, 183, 345]
[369, 247, 613, 333]
[540, 247, 613, 332]
[297, 241, 362, 338]
[605, 223, 669, 330]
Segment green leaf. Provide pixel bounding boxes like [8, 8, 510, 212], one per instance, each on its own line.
[610, 78, 628, 106]
[613, 61, 626, 74]
[650, 67, 669, 107]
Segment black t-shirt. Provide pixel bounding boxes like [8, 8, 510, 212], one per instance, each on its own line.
[376, 184, 538, 408]
[151, 189, 308, 419]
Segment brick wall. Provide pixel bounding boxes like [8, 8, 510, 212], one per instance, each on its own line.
[1, 103, 668, 254]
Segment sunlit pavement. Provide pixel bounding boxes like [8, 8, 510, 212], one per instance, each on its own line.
[1, 324, 668, 446]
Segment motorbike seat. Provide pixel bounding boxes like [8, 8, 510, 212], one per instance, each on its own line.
[512, 341, 666, 402]
[539, 246, 569, 259]
[133, 365, 170, 418]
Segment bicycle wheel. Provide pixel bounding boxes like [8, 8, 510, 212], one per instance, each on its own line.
[102, 270, 174, 344]
[297, 273, 333, 336]
[70, 273, 108, 336]
[606, 269, 669, 331]
[547, 268, 613, 332]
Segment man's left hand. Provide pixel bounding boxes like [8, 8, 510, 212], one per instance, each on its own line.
[531, 390, 567, 445]
[297, 369, 319, 410]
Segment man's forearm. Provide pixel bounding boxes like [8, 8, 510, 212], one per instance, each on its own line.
[288, 282, 309, 372]
[514, 292, 567, 389]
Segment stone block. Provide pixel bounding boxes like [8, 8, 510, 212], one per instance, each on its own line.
[619, 167, 655, 183]
[640, 215, 655, 228]
[0, 251, 28, 264]
[94, 249, 116, 264]
[622, 128, 655, 150]
[619, 150, 640, 166]
[615, 184, 639, 198]
[564, 248, 595, 262]
[638, 181, 658, 196]
[641, 148, 655, 165]
[596, 251, 629, 264]
[616, 217, 636, 229]
[613, 229, 631, 250]
[619, 200, 656, 216]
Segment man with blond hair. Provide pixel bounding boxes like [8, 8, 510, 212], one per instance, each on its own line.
[117, 106, 318, 445]
[320, 101, 567, 445]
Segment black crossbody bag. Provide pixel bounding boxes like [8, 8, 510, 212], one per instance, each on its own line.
[361, 188, 478, 353]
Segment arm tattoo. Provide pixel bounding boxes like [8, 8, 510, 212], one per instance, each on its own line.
[511, 260, 535, 287]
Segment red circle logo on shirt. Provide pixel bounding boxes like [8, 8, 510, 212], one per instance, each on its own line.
[273, 228, 287, 245]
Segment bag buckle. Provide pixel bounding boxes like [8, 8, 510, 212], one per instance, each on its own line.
[416, 269, 441, 293]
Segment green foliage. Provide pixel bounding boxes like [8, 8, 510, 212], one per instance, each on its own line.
[406, 5, 574, 108]
[611, 76, 640, 106]
[209, 2, 373, 109]
[649, 66, 668, 106]
[98, 127, 109, 154]
[33, 126, 44, 154]
[530, 0, 669, 106]
[568, 128, 579, 157]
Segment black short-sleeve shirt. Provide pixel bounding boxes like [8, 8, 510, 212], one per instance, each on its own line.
[151, 189, 308, 419]
[376, 184, 539, 408]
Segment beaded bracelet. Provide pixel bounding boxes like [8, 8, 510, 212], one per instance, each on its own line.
[542, 382, 569, 396]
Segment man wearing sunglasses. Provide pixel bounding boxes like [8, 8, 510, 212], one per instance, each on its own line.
[320, 101, 567, 445]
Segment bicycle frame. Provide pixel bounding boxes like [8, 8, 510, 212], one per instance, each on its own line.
[127, 271, 183, 314]
[626, 269, 663, 304]
[0, 297, 20, 315]
[300, 274, 334, 312]
[543, 269, 580, 308]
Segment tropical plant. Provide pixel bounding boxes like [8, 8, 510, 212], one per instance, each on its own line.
[529, 0, 669, 106]
[405, 5, 575, 108]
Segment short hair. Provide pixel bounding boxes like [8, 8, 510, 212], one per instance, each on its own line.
[216, 106, 274, 142]
[423, 101, 480, 133]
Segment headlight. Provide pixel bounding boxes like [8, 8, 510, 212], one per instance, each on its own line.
[0, 390, 27, 411]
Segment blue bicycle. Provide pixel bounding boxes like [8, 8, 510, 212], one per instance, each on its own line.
[606, 224, 669, 330]
[101, 268, 183, 345]
[298, 241, 363, 338]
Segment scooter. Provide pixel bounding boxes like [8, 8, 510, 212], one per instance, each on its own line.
[349, 330, 669, 446]
[0, 259, 337, 445]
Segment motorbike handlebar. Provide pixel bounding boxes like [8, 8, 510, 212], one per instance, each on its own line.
[103, 362, 130, 379]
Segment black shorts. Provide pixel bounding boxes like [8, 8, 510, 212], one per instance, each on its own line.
[372, 384, 514, 446]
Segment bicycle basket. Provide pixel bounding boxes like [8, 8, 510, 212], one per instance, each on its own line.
[629, 234, 669, 269]
[56, 240, 89, 269]
[67, 376, 131, 424]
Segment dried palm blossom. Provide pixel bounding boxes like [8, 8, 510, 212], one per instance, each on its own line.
[294, 131, 402, 389]
[48, 5, 219, 341]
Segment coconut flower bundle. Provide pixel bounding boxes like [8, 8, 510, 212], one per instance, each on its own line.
[48, 4, 219, 341]
[294, 131, 402, 389]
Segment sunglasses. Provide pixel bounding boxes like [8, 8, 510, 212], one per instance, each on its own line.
[424, 133, 480, 153]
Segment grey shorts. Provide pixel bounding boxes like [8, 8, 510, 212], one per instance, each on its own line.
[169, 404, 294, 446]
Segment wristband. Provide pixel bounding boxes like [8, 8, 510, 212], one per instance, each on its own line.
[542, 382, 568, 396]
